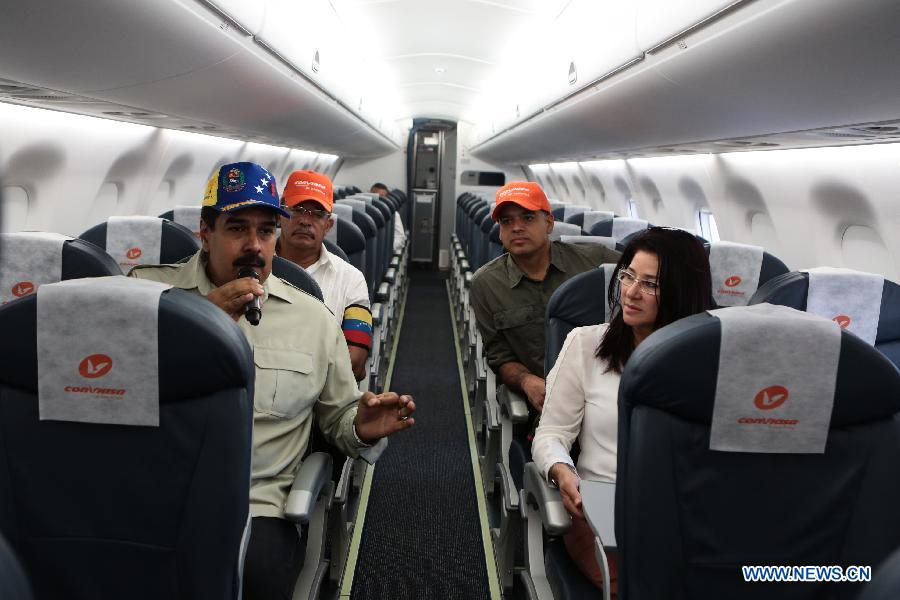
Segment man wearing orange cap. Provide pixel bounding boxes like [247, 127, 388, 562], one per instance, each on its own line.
[470, 182, 619, 414]
[279, 170, 372, 382]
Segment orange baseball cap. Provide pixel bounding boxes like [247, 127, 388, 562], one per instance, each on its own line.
[283, 170, 334, 212]
[491, 181, 550, 220]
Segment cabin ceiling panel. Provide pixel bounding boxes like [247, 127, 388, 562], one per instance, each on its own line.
[351, 0, 535, 60]
[471, 0, 900, 164]
[0, 0, 240, 94]
[98, 50, 396, 158]
[399, 84, 476, 106]
[0, 0, 400, 158]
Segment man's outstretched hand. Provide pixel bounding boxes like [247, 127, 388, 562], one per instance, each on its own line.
[354, 391, 416, 444]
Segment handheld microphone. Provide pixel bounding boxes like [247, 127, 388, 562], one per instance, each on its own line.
[237, 266, 262, 326]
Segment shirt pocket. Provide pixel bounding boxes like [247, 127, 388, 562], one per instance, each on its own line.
[493, 304, 545, 359]
[253, 346, 315, 419]
[493, 304, 542, 331]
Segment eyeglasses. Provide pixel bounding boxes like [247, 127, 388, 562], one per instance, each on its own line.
[286, 205, 330, 221]
[617, 269, 659, 296]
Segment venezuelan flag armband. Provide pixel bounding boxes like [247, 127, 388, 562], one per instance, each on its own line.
[341, 304, 373, 352]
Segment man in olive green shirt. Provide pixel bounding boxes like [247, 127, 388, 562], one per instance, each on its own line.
[130, 162, 415, 600]
[470, 182, 620, 413]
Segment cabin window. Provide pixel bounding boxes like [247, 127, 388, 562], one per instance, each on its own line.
[749, 212, 781, 256]
[626, 198, 640, 219]
[697, 209, 720, 242]
[841, 225, 895, 279]
[1, 186, 29, 232]
[92, 182, 120, 220]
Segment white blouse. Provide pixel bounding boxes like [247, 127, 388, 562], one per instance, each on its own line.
[532, 323, 621, 484]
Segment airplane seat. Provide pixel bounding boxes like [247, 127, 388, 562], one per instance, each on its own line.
[574, 211, 617, 234]
[271, 255, 324, 302]
[0, 532, 32, 600]
[467, 200, 489, 257]
[545, 265, 619, 376]
[335, 201, 378, 298]
[0, 234, 123, 305]
[471, 206, 491, 269]
[544, 539, 601, 600]
[858, 546, 900, 600]
[559, 236, 617, 250]
[549, 222, 582, 241]
[324, 239, 350, 264]
[360, 197, 392, 278]
[0, 280, 255, 600]
[79, 217, 200, 269]
[587, 217, 650, 242]
[702, 241, 789, 308]
[157, 206, 201, 235]
[488, 222, 504, 262]
[349, 186, 361, 194]
[551, 205, 591, 222]
[477, 213, 495, 269]
[617, 228, 706, 250]
[332, 217, 367, 277]
[390, 188, 408, 229]
[750, 269, 900, 367]
[615, 307, 900, 600]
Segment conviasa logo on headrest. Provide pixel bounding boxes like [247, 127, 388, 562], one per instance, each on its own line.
[12, 281, 35, 297]
[79, 354, 113, 379]
[833, 314, 851, 329]
[754, 385, 789, 410]
[126, 247, 142, 260]
[724, 275, 742, 287]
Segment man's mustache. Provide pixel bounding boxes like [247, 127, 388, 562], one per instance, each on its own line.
[233, 253, 266, 268]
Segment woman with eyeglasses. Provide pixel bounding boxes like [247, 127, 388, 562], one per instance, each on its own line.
[532, 227, 713, 595]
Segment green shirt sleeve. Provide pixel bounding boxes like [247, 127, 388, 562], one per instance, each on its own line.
[313, 322, 368, 458]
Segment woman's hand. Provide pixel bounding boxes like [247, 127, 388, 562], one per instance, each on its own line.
[550, 462, 583, 519]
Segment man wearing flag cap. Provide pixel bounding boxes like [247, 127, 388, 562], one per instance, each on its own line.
[130, 161, 415, 599]
[278, 170, 373, 382]
[470, 181, 619, 416]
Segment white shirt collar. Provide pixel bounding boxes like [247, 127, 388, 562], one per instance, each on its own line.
[306, 244, 334, 277]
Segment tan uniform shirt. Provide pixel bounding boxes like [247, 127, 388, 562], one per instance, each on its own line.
[470, 241, 620, 378]
[130, 251, 383, 519]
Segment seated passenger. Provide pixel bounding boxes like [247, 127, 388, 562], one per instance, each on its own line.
[371, 182, 407, 253]
[532, 227, 713, 594]
[470, 181, 620, 415]
[129, 162, 415, 600]
[279, 170, 372, 382]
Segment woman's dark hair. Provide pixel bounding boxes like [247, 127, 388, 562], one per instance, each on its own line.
[596, 227, 713, 373]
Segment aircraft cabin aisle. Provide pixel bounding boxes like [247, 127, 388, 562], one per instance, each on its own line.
[1, 0, 900, 599]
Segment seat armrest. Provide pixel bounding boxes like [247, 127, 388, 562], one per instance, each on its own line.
[523, 462, 571, 536]
[460, 259, 470, 272]
[464, 271, 473, 289]
[384, 267, 396, 284]
[498, 385, 529, 424]
[390, 256, 400, 269]
[371, 302, 383, 326]
[284, 452, 333, 523]
[375, 282, 389, 302]
[497, 462, 520, 512]
[334, 457, 354, 506]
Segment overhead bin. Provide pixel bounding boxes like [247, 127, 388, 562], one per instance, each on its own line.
[470, 0, 900, 164]
[0, 0, 399, 158]
[199, 0, 266, 36]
